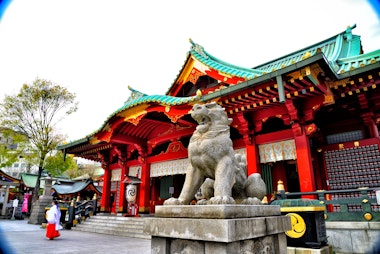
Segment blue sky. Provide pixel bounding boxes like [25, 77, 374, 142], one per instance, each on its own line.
[0, 0, 379, 142]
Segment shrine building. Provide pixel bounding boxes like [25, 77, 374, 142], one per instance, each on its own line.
[58, 25, 380, 215]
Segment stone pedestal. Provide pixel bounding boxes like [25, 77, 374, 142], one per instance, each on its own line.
[28, 176, 53, 224]
[144, 205, 291, 254]
[28, 195, 53, 225]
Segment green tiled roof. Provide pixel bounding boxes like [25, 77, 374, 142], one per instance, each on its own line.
[189, 39, 263, 79]
[336, 48, 380, 74]
[99, 86, 199, 128]
[254, 24, 362, 74]
[59, 25, 379, 150]
[21, 173, 45, 188]
[184, 24, 377, 82]
[52, 178, 101, 195]
[57, 87, 200, 148]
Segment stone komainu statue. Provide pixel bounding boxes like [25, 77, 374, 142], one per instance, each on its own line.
[164, 102, 266, 205]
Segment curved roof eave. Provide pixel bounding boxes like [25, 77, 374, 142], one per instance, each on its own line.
[335, 49, 380, 74]
[166, 25, 360, 95]
[188, 39, 264, 79]
[0, 169, 20, 183]
[253, 24, 360, 74]
[52, 180, 93, 195]
[90, 87, 200, 135]
[58, 87, 200, 149]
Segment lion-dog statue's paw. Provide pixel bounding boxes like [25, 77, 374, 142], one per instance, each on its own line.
[209, 196, 236, 205]
[196, 199, 209, 205]
[241, 197, 263, 205]
[163, 198, 184, 205]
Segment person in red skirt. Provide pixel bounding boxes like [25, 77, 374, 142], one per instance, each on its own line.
[45, 200, 62, 240]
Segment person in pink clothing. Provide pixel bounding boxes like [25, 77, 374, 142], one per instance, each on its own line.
[21, 193, 30, 215]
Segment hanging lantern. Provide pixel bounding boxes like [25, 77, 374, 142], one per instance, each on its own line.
[126, 184, 137, 203]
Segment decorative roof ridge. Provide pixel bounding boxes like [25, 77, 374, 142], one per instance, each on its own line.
[123, 86, 148, 105]
[253, 24, 358, 70]
[116, 90, 200, 113]
[189, 38, 264, 76]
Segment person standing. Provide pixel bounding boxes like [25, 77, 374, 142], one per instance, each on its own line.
[109, 193, 114, 213]
[21, 193, 30, 216]
[45, 200, 62, 240]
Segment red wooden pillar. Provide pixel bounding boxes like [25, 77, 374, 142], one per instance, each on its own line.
[138, 160, 150, 214]
[234, 113, 261, 176]
[150, 178, 160, 213]
[293, 124, 316, 198]
[246, 143, 261, 175]
[118, 166, 127, 213]
[100, 165, 111, 212]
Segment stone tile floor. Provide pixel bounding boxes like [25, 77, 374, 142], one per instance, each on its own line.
[0, 219, 151, 254]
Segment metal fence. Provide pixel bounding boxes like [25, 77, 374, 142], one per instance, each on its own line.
[276, 187, 380, 221]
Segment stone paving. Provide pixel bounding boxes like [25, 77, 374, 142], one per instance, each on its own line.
[0, 219, 151, 254]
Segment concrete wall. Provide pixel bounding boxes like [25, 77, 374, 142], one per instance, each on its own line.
[326, 221, 380, 253]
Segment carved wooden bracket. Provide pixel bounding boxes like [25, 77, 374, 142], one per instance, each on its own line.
[111, 146, 126, 166]
[233, 113, 252, 145]
[134, 144, 147, 161]
[281, 114, 291, 126]
[254, 120, 262, 133]
[362, 112, 375, 126]
[285, 100, 299, 122]
[291, 123, 303, 137]
[97, 151, 108, 168]
[303, 109, 315, 122]
[358, 93, 369, 110]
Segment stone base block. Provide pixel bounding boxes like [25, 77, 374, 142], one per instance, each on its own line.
[145, 205, 291, 254]
[28, 195, 53, 225]
[152, 234, 288, 254]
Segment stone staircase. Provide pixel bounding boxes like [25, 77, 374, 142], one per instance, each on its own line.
[71, 214, 151, 239]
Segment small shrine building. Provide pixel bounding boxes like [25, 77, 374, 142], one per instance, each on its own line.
[58, 25, 380, 215]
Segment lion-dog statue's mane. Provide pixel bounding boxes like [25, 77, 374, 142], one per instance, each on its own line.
[164, 102, 266, 205]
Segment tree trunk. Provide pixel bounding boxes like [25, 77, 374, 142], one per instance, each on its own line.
[31, 163, 44, 204]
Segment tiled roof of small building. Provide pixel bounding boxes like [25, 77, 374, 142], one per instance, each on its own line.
[21, 173, 46, 188]
[52, 178, 101, 195]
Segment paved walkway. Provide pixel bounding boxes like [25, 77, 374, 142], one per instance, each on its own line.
[0, 219, 151, 254]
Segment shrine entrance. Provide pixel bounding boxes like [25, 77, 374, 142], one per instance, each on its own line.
[261, 160, 300, 198]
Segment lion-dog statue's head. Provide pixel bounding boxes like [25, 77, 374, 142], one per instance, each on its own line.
[190, 102, 232, 134]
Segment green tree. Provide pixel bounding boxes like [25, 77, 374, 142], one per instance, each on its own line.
[64, 160, 100, 179]
[44, 151, 77, 177]
[0, 78, 78, 203]
[0, 129, 39, 173]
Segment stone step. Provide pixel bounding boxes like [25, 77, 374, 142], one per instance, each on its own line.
[77, 222, 144, 232]
[83, 217, 144, 225]
[71, 215, 151, 240]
